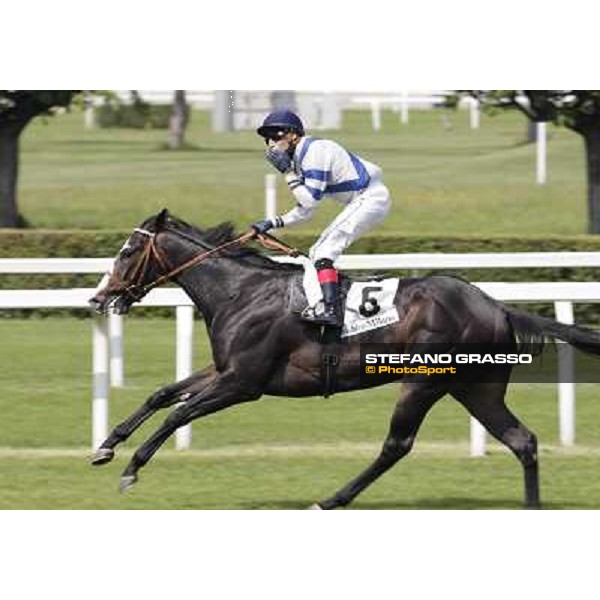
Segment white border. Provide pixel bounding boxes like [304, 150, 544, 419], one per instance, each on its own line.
[2, 1, 596, 594]
[4, 1, 596, 87]
[1, 511, 594, 600]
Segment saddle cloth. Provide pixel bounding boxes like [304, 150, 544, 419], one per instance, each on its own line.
[288, 272, 401, 338]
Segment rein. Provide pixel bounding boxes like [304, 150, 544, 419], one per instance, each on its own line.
[116, 227, 303, 300]
[254, 232, 305, 258]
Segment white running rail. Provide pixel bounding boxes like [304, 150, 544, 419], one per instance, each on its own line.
[2, 253, 600, 453]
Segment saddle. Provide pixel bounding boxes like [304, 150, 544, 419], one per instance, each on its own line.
[288, 273, 386, 398]
[254, 233, 397, 399]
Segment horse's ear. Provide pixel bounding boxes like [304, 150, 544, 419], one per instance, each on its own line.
[155, 208, 169, 230]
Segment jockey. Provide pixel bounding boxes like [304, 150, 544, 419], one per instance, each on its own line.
[251, 109, 391, 327]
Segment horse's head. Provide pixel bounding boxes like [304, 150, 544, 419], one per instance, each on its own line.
[89, 208, 171, 315]
[90, 210, 286, 315]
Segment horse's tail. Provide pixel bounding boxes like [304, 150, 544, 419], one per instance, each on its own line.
[503, 305, 600, 357]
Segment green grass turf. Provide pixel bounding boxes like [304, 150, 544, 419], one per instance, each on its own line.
[17, 108, 588, 235]
[4, 111, 599, 508]
[4, 453, 600, 510]
[1, 317, 600, 509]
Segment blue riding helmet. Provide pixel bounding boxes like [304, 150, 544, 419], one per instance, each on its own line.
[257, 110, 305, 138]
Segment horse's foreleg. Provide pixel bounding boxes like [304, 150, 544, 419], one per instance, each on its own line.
[316, 382, 445, 510]
[91, 365, 217, 466]
[119, 376, 259, 492]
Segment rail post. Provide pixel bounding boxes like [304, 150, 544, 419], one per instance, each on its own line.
[265, 174, 277, 220]
[555, 301, 575, 445]
[470, 418, 487, 457]
[536, 122, 547, 185]
[174, 306, 194, 450]
[92, 315, 110, 451]
[108, 312, 124, 387]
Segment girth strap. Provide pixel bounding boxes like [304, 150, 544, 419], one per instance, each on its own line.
[320, 325, 341, 398]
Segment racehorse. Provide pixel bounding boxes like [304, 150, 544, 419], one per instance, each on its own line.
[89, 209, 600, 509]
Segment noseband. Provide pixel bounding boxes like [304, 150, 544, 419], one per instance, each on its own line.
[111, 228, 172, 302]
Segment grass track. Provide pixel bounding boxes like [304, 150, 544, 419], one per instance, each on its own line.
[2, 451, 600, 509]
[4, 107, 600, 508]
[2, 318, 600, 509]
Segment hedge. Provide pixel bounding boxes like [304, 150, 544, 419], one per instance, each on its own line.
[95, 103, 172, 129]
[5, 228, 600, 257]
[1, 229, 600, 322]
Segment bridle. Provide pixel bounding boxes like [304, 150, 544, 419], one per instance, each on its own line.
[110, 226, 302, 303]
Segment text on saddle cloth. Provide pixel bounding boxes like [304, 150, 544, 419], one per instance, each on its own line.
[340, 277, 400, 338]
[291, 263, 400, 338]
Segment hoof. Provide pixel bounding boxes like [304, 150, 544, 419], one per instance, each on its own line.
[306, 503, 323, 510]
[90, 447, 115, 466]
[119, 474, 138, 494]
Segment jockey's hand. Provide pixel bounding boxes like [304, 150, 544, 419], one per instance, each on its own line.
[251, 219, 274, 235]
[265, 147, 293, 174]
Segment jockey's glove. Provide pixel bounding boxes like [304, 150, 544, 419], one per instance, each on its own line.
[251, 219, 276, 234]
[265, 147, 293, 174]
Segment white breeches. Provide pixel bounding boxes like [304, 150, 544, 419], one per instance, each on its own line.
[308, 181, 391, 263]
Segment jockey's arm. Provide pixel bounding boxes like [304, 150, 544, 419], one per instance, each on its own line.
[265, 140, 332, 229]
[276, 171, 319, 226]
[273, 161, 328, 227]
[278, 202, 315, 227]
[252, 176, 317, 232]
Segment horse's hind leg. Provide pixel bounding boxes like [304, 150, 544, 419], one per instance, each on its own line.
[91, 365, 217, 466]
[315, 382, 446, 510]
[452, 380, 540, 509]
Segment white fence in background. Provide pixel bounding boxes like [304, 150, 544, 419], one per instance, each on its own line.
[0, 286, 195, 451]
[2, 254, 600, 454]
[349, 92, 450, 131]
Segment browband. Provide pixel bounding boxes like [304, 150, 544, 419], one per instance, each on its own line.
[134, 228, 155, 238]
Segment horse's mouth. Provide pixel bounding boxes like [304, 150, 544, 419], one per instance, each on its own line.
[89, 293, 132, 316]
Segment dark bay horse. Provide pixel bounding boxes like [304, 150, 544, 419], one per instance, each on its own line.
[89, 209, 600, 509]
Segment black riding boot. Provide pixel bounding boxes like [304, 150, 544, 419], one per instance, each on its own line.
[320, 279, 342, 326]
[301, 259, 342, 327]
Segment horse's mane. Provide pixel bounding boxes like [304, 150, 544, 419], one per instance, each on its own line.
[159, 213, 302, 273]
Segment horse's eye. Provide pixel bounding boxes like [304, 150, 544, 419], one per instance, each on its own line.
[121, 248, 134, 258]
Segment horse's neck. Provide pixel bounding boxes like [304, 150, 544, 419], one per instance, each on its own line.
[175, 254, 287, 325]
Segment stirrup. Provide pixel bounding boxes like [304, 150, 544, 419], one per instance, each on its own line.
[301, 301, 322, 318]
[301, 304, 341, 327]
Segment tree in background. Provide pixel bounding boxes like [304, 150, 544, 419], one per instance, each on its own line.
[168, 90, 189, 150]
[462, 91, 600, 234]
[0, 91, 79, 227]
